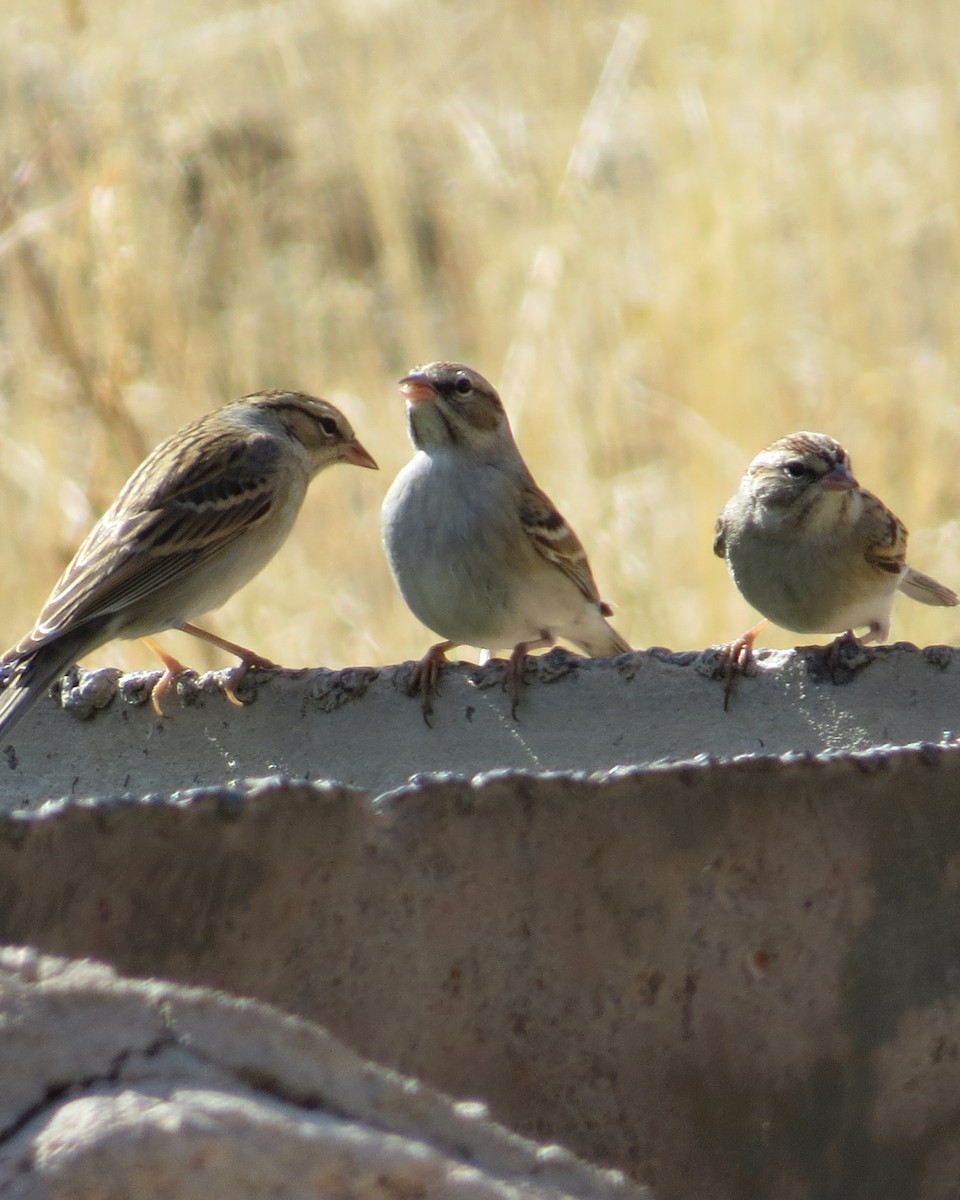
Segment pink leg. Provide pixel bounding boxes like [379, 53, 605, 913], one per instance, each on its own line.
[177, 622, 278, 707]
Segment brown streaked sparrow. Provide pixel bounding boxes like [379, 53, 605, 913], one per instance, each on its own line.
[381, 361, 631, 722]
[714, 430, 957, 705]
[0, 390, 378, 741]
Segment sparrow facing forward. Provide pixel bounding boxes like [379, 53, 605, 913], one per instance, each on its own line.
[381, 361, 631, 721]
[714, 430, 957, 704]
[0, 390, 377, 741]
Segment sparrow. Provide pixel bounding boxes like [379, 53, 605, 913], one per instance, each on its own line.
[381, 361, 631, 721]
[0, 390, 377, 741]
[714, 430, 957, 705]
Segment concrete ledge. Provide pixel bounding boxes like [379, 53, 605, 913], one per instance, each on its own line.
[3, 750, 960, 1197]
[2, 644, 959, 808]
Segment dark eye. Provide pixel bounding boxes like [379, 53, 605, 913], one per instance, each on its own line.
[784, 459, 808, 478]
[319, 416, 339, 436]
[454, 375, 472, 396]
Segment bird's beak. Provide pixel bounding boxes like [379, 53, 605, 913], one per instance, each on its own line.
[820, 464, 857, 491]
[398, 373, 436, 404]
[340, 439, 378, 470]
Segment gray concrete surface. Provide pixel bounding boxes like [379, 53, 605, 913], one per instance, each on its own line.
[5, 645, 960, 1198]
[0, 643, 958, 808]
[0, 946, 644, 1200]
[3, 749, 960, 1199]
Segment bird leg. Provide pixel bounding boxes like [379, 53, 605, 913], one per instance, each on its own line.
[716, 618, 770, 711]
[408, 640, 458, 726]
[505, 634, 554, 720]
[142, 637, 190, 718]
[821, 626, 881, 683]
[177, 622, 279, 707]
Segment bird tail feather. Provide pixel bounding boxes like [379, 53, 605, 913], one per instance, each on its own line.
[898, 566, 959, 608]
[574, 619, 632, 659]
[0, 634, 93, 745]
[604, 625, 633, 656]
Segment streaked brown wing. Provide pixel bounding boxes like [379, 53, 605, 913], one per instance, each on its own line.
[860, 490, 907, 577]
[518, 479, 603, 607]
[10, 426, 281, 659]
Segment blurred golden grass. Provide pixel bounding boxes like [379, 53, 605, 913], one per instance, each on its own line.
[2, 0, 960, 676]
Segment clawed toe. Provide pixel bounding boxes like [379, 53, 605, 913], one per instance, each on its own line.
[241, 652, 280, 672]
[222, 654, 277, 707]
[408, 641, 456, 726]
[717, 639, 753, 712]
[405, 636, 549, 724]
[149, 668, 177, 718]
[715, 618, 769, 711]
[144, 632, 278, 714]
[408, 657, 439, 725]
[502, 634, 552, 720]
[177, 623, 278, 704]
[143, 637, 188, 718]
[504, 646, 530, 720]
[822, 629, 867, 682]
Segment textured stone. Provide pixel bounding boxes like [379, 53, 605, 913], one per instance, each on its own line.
[0, 947, 643, 1200]
[1, 645, 960, 810]
[5, 652, 960, 1196]
[2, 750, 960, 1196]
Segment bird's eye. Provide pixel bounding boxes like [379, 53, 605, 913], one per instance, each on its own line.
[454, 376, 472, 396]
[784, 460, 808, 478]
[319, 416, 339, 436]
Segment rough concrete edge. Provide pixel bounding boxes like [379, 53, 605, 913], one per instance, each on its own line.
[0, 946, 646, 1200]
[26, 640, 960, 728]
[0, 734, 956, 826]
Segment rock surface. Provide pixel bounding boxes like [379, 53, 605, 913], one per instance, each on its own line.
[0, 946, 645, 1200]
[2, 748, 960, 1198]
[4, 652, 960, 1197]
[1, 644, 959, 809]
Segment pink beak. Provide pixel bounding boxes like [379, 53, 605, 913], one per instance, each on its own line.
[820, 463, 857, 492]
[339, 439, 378, 470]
[399, 373, 436, 404]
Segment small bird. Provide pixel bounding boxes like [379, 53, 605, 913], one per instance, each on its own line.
[714, 430, 957, 704]
[0, 390, 377, 742]
[381, 361, 631, 721]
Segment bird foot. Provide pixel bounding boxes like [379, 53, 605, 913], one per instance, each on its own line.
[149, 664, 185, 718]
[821, 629, 870, 683]
[144, 632, 278, 714]
[408, 641, 456, 727]
[222, 653, 279, 707]
[504, 645, 531, 721]
[715, 619, 769, 711]
[715, 639, 754, 712]
[143, 638, 190, 718]
[503, 634, 552, 720]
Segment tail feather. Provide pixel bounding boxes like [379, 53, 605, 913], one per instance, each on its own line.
[571, 616, 632, 659]
[898, 566, 959, 608]
[0, 634, 93, 745]
[603, 623, 633, 656]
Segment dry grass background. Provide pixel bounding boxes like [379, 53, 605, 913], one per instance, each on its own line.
[2, 0, 960, 677]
